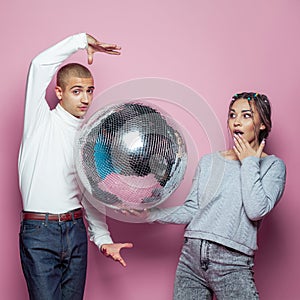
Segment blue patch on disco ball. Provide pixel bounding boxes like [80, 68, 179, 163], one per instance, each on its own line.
[75, 101, 187, 210]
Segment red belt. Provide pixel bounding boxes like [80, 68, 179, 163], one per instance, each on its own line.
[22, 208, 83, 222]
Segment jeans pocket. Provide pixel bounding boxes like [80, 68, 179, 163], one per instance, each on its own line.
[20, 220, 43, 235]
[223, 245, 254, 269]
[74, 218, 87, 233]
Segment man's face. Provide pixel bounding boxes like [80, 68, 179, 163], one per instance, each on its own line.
[55, 76, 95, 118]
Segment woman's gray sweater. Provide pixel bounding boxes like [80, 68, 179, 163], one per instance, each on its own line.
[148, 152, 286, 255]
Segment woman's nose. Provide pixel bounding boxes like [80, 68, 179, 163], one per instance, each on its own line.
[234, 117, 241, 126]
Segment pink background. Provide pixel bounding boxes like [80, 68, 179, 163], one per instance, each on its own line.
[1, 0, 299, 299]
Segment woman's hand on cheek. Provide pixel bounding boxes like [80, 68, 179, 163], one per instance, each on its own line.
[233, 134, 265, 161]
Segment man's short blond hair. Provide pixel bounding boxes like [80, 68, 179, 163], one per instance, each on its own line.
[56, 63, 93, 90]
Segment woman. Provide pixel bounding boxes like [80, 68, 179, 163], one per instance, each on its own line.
[147, 92, 286, 299]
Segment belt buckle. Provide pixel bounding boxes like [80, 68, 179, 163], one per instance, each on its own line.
[58, 212, 71, 222]
[58, 213, 66, 222]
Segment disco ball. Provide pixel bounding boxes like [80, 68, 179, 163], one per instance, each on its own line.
[75, 101, 187, 210]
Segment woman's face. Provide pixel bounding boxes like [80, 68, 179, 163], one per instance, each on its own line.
[228, 98, 265, 147]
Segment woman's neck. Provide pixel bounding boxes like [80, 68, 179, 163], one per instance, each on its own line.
[221, 149, 239, 160]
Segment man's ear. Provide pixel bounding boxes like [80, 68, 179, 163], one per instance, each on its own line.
[55, 86, 63, 100]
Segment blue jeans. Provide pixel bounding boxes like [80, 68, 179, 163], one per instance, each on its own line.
[19, 217, 88, 300]
[173, 238, 259, 300]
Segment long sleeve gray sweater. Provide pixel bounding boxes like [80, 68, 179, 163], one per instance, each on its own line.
[148, 152, 286, 256]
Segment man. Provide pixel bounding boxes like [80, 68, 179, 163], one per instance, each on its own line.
[18, 33, 133, 300]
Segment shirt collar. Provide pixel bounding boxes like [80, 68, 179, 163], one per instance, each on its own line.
[54, 104, 84, 129]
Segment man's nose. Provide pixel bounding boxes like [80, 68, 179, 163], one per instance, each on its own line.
[81, 93, 89, 103]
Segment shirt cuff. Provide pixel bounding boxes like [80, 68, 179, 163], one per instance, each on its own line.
[91, 234, 114, 249]
[241, 156, 260, 165]
[74, 32, 88, 50]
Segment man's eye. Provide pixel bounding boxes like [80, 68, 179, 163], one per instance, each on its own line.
[73, 90, 80, 95]
[87, 89, 94, 94]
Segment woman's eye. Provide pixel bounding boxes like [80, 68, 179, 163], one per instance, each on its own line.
[244, 113, 252, 118]
[229, 113, 236, 118]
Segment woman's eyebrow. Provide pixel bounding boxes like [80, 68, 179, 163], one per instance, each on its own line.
[230, 109, 252, 113]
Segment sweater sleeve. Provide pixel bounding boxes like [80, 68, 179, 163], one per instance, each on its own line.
[147, 161, 201, 224]
[240, 156, 286, 221]
[81, 197, 114, 248]
[22, 33, 87, 139]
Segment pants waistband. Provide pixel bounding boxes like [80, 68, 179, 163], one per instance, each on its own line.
[22, 208, 83, 222]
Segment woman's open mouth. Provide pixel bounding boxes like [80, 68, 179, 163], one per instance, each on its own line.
[233, 130, 244, 135]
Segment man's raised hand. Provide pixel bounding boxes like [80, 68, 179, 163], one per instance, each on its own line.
[86, 33, 121, 64]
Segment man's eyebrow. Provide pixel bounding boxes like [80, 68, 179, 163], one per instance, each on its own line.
[70, 85, 95, 90]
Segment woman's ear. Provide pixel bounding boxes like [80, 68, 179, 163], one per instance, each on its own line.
[260, 123, 266, 131]
[55, 86, 63, 100]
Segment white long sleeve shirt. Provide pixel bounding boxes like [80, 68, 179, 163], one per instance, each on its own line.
[18, 33, 113, 246]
